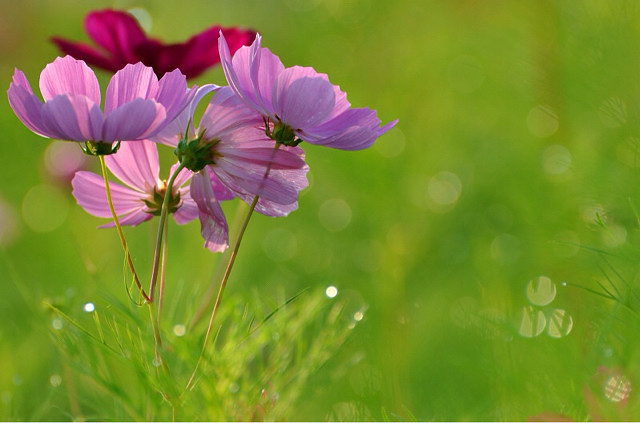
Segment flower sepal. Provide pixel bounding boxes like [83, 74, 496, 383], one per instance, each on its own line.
[174, 133, 219, 172]
[265, 118, 302, 147]
[143, 183, 181, 216]
[81, 141, 121, 156]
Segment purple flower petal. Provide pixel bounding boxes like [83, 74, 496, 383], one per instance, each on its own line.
[207, 167, 236, 201]
[219, 32, 283, 117]
[152, 84, 220, 146]
[230, 161, 309, 217]
[104, 62, 159, 115]
[302, 108, 398, 150]
[8, 57, 192, 145]
[153, 69, 190, 129]
[104, 139, 159, 192]
[217, 144, 307, 170]
[217, 33, 398, 152]
[72, 171, 147, 218]
[190, 170, 229, 252]
[198, 87, 264, 139]
[98, 208, 153, 228]
[102, 98, 165, 142]
[7, 70, 50, 138]
[40, 95, 104, 141]
[173, 189, 199, 225]
[213, 157, 304, 206]
[170, 163, 193, 189]
[38, 56, 101, 105]
[273, 67, 336, 130]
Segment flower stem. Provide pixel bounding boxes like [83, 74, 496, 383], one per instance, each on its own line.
[149, 163, 186, 300]
[185, 195, 259, 392]
[148, 302, 169, 374]
[188, 200, 247, 332]
[157, 217, 169, 330]
[98, 155, 150, 302]
[184, 142, 281, 392]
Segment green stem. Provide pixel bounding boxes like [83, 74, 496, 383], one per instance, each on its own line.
[98, 156, 150, 302]
[184, 142, 281, 392]
[188, 200, 248, 332]
[149, 163, 186, 300]
[148, 302, 169, 374]
[185, 195, 259, 392]
[157, 217, 169, 330]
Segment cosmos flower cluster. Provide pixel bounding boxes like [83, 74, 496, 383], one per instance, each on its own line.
[8, 10, 397, 252]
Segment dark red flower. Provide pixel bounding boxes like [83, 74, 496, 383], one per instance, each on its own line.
[52, 9, 256, 79]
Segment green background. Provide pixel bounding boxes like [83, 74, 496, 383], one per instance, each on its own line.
[2, 0, 640, 420]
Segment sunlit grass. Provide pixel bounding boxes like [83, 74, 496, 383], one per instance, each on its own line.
[4, 0, 640, 421]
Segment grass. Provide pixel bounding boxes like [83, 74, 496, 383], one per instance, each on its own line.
[3, 0, 640, 420]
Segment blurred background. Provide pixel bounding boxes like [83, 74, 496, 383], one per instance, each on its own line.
[2, 0, 640, 420]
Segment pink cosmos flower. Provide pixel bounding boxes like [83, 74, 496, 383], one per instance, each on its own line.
[153, 85, 309, 251]
[52, 9, 256, 79]
[218, 33, 398, 150]
[71, 139, 199, 228]
[7, 56, 192, 151]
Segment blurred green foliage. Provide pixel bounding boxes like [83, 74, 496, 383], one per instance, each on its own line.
[4, 0, 640, 420]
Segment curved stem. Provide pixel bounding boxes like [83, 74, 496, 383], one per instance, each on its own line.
[149, 163, 186, 300]
[185, 195, 259, 391]
[98, 156, 150, 302]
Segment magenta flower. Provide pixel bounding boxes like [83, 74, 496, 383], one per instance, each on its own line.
[218, 33, 398, 150]
[52, 9, 256, 79]
[153, 85, 309, 251]
[7, 56, 192, 153]
[72, 140, 199, 228]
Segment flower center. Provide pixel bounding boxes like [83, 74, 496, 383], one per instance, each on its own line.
[143, 180, 181, 216]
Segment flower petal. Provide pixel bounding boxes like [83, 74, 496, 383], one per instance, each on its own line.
[273, 67, 336, 130]
[170, 163, 193, 189]
[152, 84, 219, 146]
[213, 155, 307, 206]
[85, 9, 147, 66]
[154, 69, 190, 125]
[39, 56, 101, 105]
[72, 170, 148, 218]
[98, 208, 153, 228]
[216, 143, 307, 170]
[207, 167, 235, 201]
[7, 70, 51, 138]
[50, 37, 120, 73]
[104, 139, 159, 192]
[173, 191, 199, 225]
[104, 62, 159, 115]
[102, 98, 165, 142]
[139, 26, 256, 79]
[219, 32, 283, 117]
[40, 94, 104, 141]
[230, 161, 309, 217]
[301, 108, 398, 150]
[199, 86, 263, 139]
[190, 170, 229, 252]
